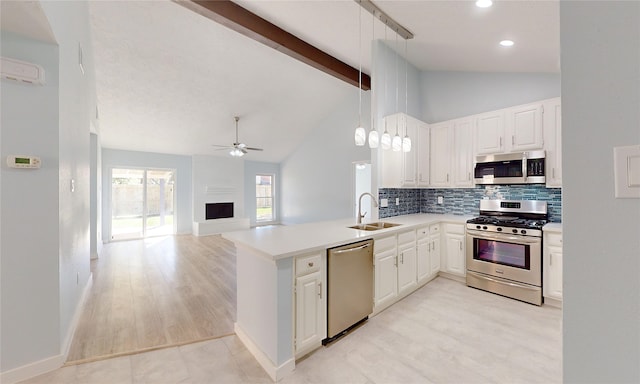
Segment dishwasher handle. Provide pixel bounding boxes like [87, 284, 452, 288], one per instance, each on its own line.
[331, 242, 371, 254]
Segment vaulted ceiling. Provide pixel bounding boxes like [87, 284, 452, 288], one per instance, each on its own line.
[2, 0, 560, 163]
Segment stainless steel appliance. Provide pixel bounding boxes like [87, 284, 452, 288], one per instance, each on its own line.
[466, 200, 547, 305]
[474, 150, 545, 185]
[325, 239, 374, 342]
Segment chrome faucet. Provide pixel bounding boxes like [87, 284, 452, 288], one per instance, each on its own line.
[357, 192, 379, 224]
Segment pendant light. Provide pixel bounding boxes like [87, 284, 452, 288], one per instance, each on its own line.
[367, 12, 379, 149]
[391, 30, 402, 152]
[380, 25, 391, 150]
[354, 7, 366, 146]
[402, 38, 412, 153]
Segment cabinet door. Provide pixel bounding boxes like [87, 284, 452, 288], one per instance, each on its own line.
[544, 245, 563, 300]
[379, 114, 402, 188]
[453, 118, 474, 187]
[417, 122, 430, 187]
[430, 122, 452, 187]
[445, 234, 466, 276]
[397, 243, 417, 295]
[401, 115, 417, 187]
[544, 98, 562, 187]
[374, 248, 398, 309]
[429, 235, 441, 276]
[295, 271, 323, 355]
[416, 239, 430, 283]
[510, 103, 543, 151]
[475, 111, 505, 155]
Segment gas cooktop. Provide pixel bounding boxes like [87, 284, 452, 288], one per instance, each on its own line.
[466, 199, 548, 237]
[467, 215, 547, 230]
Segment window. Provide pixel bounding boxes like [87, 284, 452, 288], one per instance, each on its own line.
[256, 174, 274, 222]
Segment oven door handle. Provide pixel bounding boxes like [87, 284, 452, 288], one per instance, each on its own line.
[466, 229, 541, 244]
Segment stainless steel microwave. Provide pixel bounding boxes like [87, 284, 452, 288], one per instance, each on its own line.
[474, 150, 545, 185]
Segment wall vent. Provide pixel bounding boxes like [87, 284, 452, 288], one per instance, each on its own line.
[1, 56, 45, 85]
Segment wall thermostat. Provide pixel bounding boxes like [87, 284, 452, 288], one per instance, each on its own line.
[7, 155, 41, 169]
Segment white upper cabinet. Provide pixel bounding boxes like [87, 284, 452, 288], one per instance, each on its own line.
[417, 122, 430, 187]
[379, 113, 429, 189]
[508, 103, 544, 151]
[452, 118, 474, 187]
[543, 97, 562, 187]
[475, 110, 505, 155]
[429, 121, 453, 187]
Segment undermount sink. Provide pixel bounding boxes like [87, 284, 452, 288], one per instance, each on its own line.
[348, 222, 402, 231]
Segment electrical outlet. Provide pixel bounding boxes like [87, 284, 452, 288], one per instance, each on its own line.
[438, 196, 444, 204]
[395, 198, 400, 205]
[380, 198, 388, 208]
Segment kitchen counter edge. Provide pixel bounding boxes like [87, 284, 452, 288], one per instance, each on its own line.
[222, 213, 473, 261]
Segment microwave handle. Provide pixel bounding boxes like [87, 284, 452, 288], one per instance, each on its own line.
[522, 153, 528, 181]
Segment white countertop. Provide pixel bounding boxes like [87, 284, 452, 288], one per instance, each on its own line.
[543, 222, 563, 232]
[222, 213, 472, 261]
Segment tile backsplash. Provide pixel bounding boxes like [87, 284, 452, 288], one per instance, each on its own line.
[379, 185, 562, 222]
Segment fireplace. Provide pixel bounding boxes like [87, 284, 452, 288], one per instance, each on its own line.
[206, 202, 233, 220]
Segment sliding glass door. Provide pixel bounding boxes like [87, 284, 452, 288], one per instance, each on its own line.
[111, 168, 175, 240]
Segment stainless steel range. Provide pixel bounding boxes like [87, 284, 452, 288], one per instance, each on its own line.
[466, 200, 548, 305]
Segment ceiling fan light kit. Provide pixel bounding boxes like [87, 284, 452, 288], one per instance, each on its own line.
[212, 116, 263, 157]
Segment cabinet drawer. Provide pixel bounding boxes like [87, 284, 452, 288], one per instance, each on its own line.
[416, 226, 429, 239]
[295, 253, 322, 276]
[445, 223, 465, 235]
[430, 224, 440, 235]
[398, 230, 416, 245]
[374, 235, 397, 253]
[546, 233, 563, 247]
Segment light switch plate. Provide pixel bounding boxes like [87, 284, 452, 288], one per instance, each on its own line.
[614, 145, 640, 198]
[380, 198, 388, 208]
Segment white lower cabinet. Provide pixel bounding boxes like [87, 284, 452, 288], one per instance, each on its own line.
[417, 224, 440, 284]
[374, 236, 398, 311]
[397, 231, 417, 296]
[294, 253, 325, 358]
[443, 224, 466, 277]
[543, 231, 563, 304]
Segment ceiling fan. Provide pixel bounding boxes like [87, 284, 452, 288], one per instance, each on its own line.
[212, 116, 264, 157]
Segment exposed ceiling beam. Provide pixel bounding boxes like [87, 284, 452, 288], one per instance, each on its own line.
[175, 0, 371, 90]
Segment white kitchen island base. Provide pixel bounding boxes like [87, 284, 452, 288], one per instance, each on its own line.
[234, 323, 295, 381]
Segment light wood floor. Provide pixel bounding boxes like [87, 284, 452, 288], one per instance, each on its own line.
[67, 234, 237, 363]
[29, 277, 562, 384]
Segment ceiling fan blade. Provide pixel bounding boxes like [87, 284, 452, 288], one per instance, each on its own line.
[212, 144, 232, 148]
[214, 147, 232, 151]
[245, 147, 264, 151]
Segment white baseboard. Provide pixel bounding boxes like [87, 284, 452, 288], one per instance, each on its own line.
[234, 323, 295, 382]
[1, 272, 94, 384]
[0, 354, 65, 384]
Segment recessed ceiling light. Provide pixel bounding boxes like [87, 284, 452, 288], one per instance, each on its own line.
[476, 0, 493, 8]
[500, 40, 514, 47]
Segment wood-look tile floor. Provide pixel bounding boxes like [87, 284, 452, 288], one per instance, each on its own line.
[66, 235, 237, 363]
[29, 275, 562, 383]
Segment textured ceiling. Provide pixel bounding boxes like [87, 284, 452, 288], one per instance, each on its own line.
[4, 0, 560, 163]
[90, 1, 354, 163]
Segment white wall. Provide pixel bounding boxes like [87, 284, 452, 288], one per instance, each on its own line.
[244, 161, 280, 226]
[561, 2, 640, 382]
[192, 155, 245, 222]
[40, 0, 97, 355]
[420, 71, 561, 123]
[101, 149, 193, 238]
[280, 91, 371, 224]
[0, 32, 61, 373]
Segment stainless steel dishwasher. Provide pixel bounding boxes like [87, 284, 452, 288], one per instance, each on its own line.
[325, 239, 374, 342]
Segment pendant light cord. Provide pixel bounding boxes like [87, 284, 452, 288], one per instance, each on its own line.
[405, 39, 408, 116]
[395, 30, 399, 135]
[358, 6, 362, 127]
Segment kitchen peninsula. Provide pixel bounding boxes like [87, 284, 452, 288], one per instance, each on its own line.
[222, 213, 472, 381]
